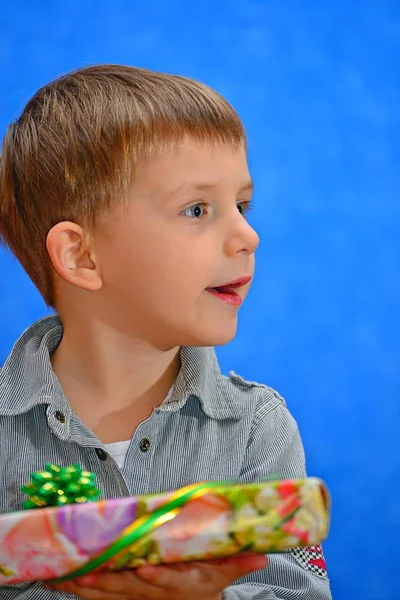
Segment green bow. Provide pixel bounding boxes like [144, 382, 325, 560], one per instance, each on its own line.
[21, 463, 100, 508]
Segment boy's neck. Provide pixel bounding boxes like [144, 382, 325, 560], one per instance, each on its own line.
[50, 316, 181, 418]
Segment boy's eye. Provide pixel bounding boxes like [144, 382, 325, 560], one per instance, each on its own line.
[237, 200, 253, 216]
[182, 203, 206, 218]
[181, 200, 252, 219]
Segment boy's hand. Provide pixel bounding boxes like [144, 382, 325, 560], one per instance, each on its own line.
[46, 552, 268, 600]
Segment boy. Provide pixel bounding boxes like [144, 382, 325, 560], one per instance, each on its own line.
[0, 65, 331, 599]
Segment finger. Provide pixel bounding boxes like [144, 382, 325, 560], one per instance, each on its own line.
[207, 552, 269, 587]
[206, 552, 268, 570]
[135, 553, 268, 590]
[47, 554, 268, 598]
[55, 569, 162, 598]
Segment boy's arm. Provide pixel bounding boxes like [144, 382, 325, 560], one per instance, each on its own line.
[223, 388, 332, 600]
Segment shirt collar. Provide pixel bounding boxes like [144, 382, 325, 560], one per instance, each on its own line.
[0, 316, 241, 421]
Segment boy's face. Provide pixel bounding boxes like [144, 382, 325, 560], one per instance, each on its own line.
[94, 138, 259, 348]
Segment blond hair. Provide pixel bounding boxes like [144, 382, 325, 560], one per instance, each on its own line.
[0, 64, 245, 306]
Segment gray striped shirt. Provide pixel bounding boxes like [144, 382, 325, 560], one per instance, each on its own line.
[0, 316, 332, 599]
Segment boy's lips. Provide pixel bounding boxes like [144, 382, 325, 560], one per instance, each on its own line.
[205, 276, 252, 306]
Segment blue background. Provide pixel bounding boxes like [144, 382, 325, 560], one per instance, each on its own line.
[1, 2, 399, 598]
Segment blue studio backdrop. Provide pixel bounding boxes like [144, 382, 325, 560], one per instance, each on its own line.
[0, 2, 399, 599]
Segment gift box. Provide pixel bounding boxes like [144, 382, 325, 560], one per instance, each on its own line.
[0, 468, 330, 584]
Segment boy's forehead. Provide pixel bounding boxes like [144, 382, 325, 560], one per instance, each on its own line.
[135, 140, 250, 194]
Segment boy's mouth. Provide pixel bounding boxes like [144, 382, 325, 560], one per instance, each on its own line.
[205, 276, 252, 306]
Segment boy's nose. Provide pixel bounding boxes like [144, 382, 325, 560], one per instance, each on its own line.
[224, 215, 260, 257]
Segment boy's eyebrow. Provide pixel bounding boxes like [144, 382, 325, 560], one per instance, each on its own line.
[172, 180, 254, 195]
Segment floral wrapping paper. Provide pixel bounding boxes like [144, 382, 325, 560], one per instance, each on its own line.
[0, 477, 330, 584]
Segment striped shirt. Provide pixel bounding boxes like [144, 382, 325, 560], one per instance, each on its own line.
[0, 316, 332, 599]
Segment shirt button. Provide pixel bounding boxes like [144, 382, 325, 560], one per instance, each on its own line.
[139, 438, 151, 453]
[55, 411, 66, 423]
[95, 448, 108, 461]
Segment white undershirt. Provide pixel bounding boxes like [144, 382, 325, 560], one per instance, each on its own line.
[103, 384, 176, 469]
[103, 440, 131, 469]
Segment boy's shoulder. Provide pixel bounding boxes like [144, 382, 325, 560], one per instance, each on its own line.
[225, 370, 286, 403]
[0, 316, 62, 417]
[221, 370, 286, 414]
[178, 345, 287, 422]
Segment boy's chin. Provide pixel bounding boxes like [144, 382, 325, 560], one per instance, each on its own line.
[207, 329, 238, 347]
[186, 321, 238, 348]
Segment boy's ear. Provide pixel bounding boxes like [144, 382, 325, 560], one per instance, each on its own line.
[46, 222, 103, 291]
